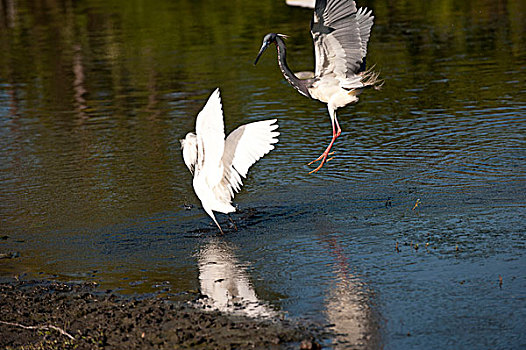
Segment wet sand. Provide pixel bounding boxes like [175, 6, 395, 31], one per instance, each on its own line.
[0, 279, 325, 349]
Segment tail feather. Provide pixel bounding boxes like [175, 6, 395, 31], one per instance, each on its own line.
[360, 65, 383, 90]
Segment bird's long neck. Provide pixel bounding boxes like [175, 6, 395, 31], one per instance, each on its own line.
[275, 37, 311, 98]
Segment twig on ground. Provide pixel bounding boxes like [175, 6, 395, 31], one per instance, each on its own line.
[0, 320, 75, 340]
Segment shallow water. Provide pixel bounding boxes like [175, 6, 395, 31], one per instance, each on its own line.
[1, 0, 525, 348]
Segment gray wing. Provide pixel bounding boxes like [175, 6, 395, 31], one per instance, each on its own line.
[311, 0, 374, 83]
[355, 7, 374, 60]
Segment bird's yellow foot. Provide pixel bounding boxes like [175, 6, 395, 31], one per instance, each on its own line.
[308, 152, 335, 174]
[307, 151, 335, 166]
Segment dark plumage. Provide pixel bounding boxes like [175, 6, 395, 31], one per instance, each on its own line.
[255, 0, 381, 173]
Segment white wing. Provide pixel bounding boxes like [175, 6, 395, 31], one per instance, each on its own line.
[312, 0, 374, 83]
[181, 133, 198, 174]
[191, 90, 278, 216]
[221, 119, 280, 196]
[286, 0, 315, 8]
[195, 88, 226, 187]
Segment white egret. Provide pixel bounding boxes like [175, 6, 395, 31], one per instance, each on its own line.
[180, 89, 279, 234]
[254, 0, 382, 173]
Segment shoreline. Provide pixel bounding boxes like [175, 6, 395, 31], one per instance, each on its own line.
[0, 278, 326, 349]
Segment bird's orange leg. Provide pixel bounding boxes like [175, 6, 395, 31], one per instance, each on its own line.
[308, 116, 341, 174]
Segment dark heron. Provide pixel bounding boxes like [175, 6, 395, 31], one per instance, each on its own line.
[181, 88, 279, 234]
[254, 0, 381, 173]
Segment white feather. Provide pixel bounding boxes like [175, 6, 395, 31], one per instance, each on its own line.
[195, 88, 226, 188]
[182, 88, 279, 233]
[180, 132, 198, 174]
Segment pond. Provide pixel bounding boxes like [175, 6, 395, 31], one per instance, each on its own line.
[1, 0, 525, 348]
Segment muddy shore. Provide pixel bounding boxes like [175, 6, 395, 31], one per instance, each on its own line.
[0, 279, 326, 349]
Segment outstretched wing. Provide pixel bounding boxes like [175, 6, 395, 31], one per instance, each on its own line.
[355, 7, 374, 61]
[221, 119, 280, 196]
[181, 133, 198, 174]
[195, 88, 226, 186]
[311, 0, 374, 82]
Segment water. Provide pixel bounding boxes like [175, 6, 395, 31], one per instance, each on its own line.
[1, 0, 525, 348]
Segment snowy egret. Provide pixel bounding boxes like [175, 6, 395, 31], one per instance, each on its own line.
[254, 0, 382, 173]
[180, 89, 279, 233]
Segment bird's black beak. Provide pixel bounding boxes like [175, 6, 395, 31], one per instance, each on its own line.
[254, 41, 269, 65]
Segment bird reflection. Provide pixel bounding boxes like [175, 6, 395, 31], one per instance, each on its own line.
[196, 238, 277, 318]
[321, 236, 380, 349]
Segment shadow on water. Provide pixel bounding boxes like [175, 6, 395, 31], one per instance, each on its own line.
[0, 0, 525, 349]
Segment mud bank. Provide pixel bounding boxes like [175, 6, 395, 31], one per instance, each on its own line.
[0, 279, 326, 349]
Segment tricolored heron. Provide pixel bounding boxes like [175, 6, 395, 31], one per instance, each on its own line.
[255, 0, 381, 173]
[181, 88, 279, 234]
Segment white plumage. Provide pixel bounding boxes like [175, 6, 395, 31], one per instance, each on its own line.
[180, 88, 279, 233]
